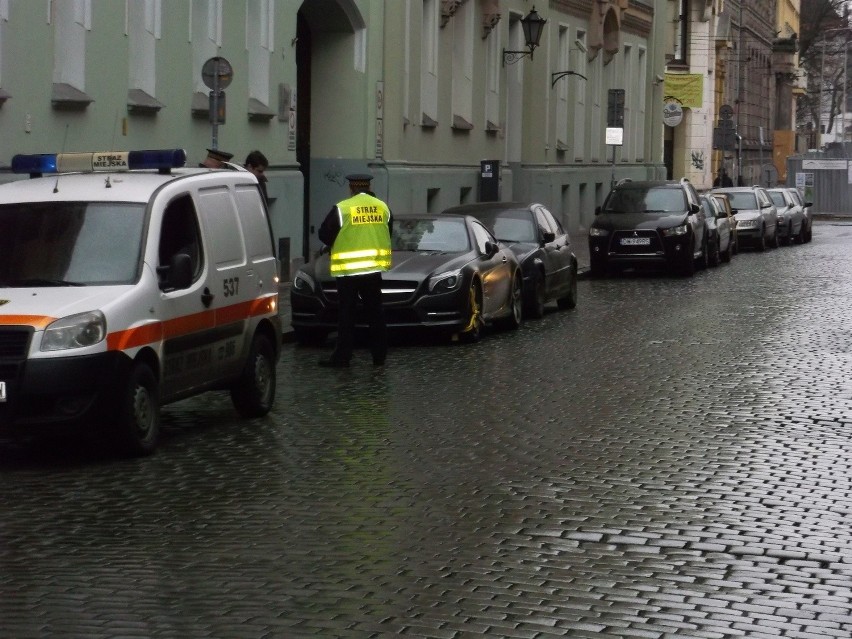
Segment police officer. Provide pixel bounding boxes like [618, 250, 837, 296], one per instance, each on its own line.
[200, 148, 233, 168]
[317, 173, 392, 367]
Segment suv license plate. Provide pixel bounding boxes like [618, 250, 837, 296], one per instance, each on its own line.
[621, 237, 651, 246]
[0, 381, 6, 402]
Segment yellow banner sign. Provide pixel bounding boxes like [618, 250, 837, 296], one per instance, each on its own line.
[663, 73, 704, 109]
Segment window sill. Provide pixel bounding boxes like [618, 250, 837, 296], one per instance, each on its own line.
[127, 89, 164, 115]
[190, 92, 209, 119]
[452, 114, 473, 130]
[0, 87, 10, 108]
[422, 113, 438, 128]
[248, 98, 275, 122]
[52, 83, 93, 110]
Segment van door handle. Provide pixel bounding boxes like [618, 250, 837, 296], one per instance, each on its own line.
[201, 287, 214, 308]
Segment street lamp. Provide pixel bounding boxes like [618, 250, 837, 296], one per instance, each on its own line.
[502, 7, 546, 66]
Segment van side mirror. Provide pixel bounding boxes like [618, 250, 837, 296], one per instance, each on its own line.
[595, 205, 602, 215]
[690, 203, 700, 214]
[541, 231, 556, 244]
[484, 240, 499, 258]
[158, 253, 193, 291]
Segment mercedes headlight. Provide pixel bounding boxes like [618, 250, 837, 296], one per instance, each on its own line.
[293, 271, 315, 293]
[41, 311, 106, 352]
[428, 270, 462, 293]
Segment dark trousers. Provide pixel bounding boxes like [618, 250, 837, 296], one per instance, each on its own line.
[332, 272, 387, 363]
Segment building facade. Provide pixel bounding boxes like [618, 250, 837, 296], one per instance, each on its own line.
[0, 1, 800, 273]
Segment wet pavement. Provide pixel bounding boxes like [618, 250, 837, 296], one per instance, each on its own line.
[1, 221, 852, 638]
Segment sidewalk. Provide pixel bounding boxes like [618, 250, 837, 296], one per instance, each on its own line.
[278, 237, 592, 342]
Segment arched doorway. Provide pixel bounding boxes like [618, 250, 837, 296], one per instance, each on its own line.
[296, 0, 367, 262]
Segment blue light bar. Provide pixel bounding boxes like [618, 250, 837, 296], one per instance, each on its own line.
[11, 149, 187, 175]
[11, 154, 57, 174]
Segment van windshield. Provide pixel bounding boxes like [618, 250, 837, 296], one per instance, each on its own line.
[0, 202, 146, 286]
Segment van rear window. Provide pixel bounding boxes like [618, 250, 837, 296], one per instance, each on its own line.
[0, 202, 145, 286]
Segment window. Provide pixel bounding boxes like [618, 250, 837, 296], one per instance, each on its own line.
[673, 0, 689, 65]
[403, 0, 412, 124]
[191, 0, 222, 96]
[471, 222, 494, 254]
[159, 195, 204, 284]
[247, 0, 274, 116]
[451, 0, 473, 129]
[0, 0, 8, 89]
[635, 47, 646, 160]
[420, 0, 438, 126]
[572, 31, 587, 160]
[556, 25, 570, 149]
[52, 0, 91, 93]
[127, 0, 162, 112]
[484, 21, 500, 130]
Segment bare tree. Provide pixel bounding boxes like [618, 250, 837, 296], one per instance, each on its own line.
[798, 0, 849, 141]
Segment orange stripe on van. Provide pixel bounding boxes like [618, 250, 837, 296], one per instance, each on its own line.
[0, 315, 56, 329]
[105, 293, 278, 352]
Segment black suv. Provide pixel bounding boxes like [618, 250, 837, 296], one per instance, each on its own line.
[588, 179, 707, 277]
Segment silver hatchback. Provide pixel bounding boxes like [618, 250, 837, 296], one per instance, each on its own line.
[710, 186, 778, 251]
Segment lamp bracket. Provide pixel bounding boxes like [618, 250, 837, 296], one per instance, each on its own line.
[503, 49, 532, 66]
[551, 70, 588, 87]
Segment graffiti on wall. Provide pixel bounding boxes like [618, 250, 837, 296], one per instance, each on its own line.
[691, 151, 705, 171]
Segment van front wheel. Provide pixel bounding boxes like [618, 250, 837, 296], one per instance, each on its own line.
[115, 362, 160, 456]
[231, 334, 276, 418]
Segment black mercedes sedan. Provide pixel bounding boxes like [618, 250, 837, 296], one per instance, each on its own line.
[290, 213, 523, 344]
[442, 202, 577, 318]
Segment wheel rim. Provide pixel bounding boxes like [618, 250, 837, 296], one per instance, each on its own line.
[132, 384, 155, 440]
[462, 284, 481, 334]
[512, 276, 523, 324]
[254, 354, 273, 403]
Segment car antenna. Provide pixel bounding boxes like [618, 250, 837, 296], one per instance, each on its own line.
[54, 123, 70, 193]
[105, 111, 120, 188]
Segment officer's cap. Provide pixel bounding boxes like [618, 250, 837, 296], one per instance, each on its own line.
[346, 173, 373, 190]
[206, 148, 234, 162]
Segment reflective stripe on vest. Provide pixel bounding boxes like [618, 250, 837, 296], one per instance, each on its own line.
[330, 193, 392, 276]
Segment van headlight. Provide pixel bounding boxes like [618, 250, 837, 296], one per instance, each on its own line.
[41, 311, 106, 351]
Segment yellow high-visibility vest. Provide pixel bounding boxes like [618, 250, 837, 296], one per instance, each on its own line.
[329, 193, 392, 276]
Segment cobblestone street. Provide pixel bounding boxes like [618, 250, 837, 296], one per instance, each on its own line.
[1, 222, 851, 638]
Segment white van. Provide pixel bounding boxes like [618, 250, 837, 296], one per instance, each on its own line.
[0, 149, 281, 455]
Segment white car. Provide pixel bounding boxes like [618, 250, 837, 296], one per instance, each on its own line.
[710, 186, 778, 251]
[767, 187, 806, 245]
[783, 187, 814, 243]
[0, 149, 281, 455]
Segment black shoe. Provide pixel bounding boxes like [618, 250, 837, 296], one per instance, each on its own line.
[318, 358, 349, 368]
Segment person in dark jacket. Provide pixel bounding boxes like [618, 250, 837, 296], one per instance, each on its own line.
[317, 173, 393, 368]
[244, 150, 269, 203]
[714, 167, 733, 187]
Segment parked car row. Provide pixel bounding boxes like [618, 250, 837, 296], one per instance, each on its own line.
[291, 203, 579, 344]
[588, 179, 812, 277]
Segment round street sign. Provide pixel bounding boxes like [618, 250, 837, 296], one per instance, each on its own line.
[663, 100, 684, 127]
[719, 104, 734, 120]
[202, 57, 233, 90]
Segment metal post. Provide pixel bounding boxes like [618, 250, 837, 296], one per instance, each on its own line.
[610, 145, 616, 189]
[820, 40, 825, 148]
[844, 38, 848, 153]
[211, 71, 220, 150]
